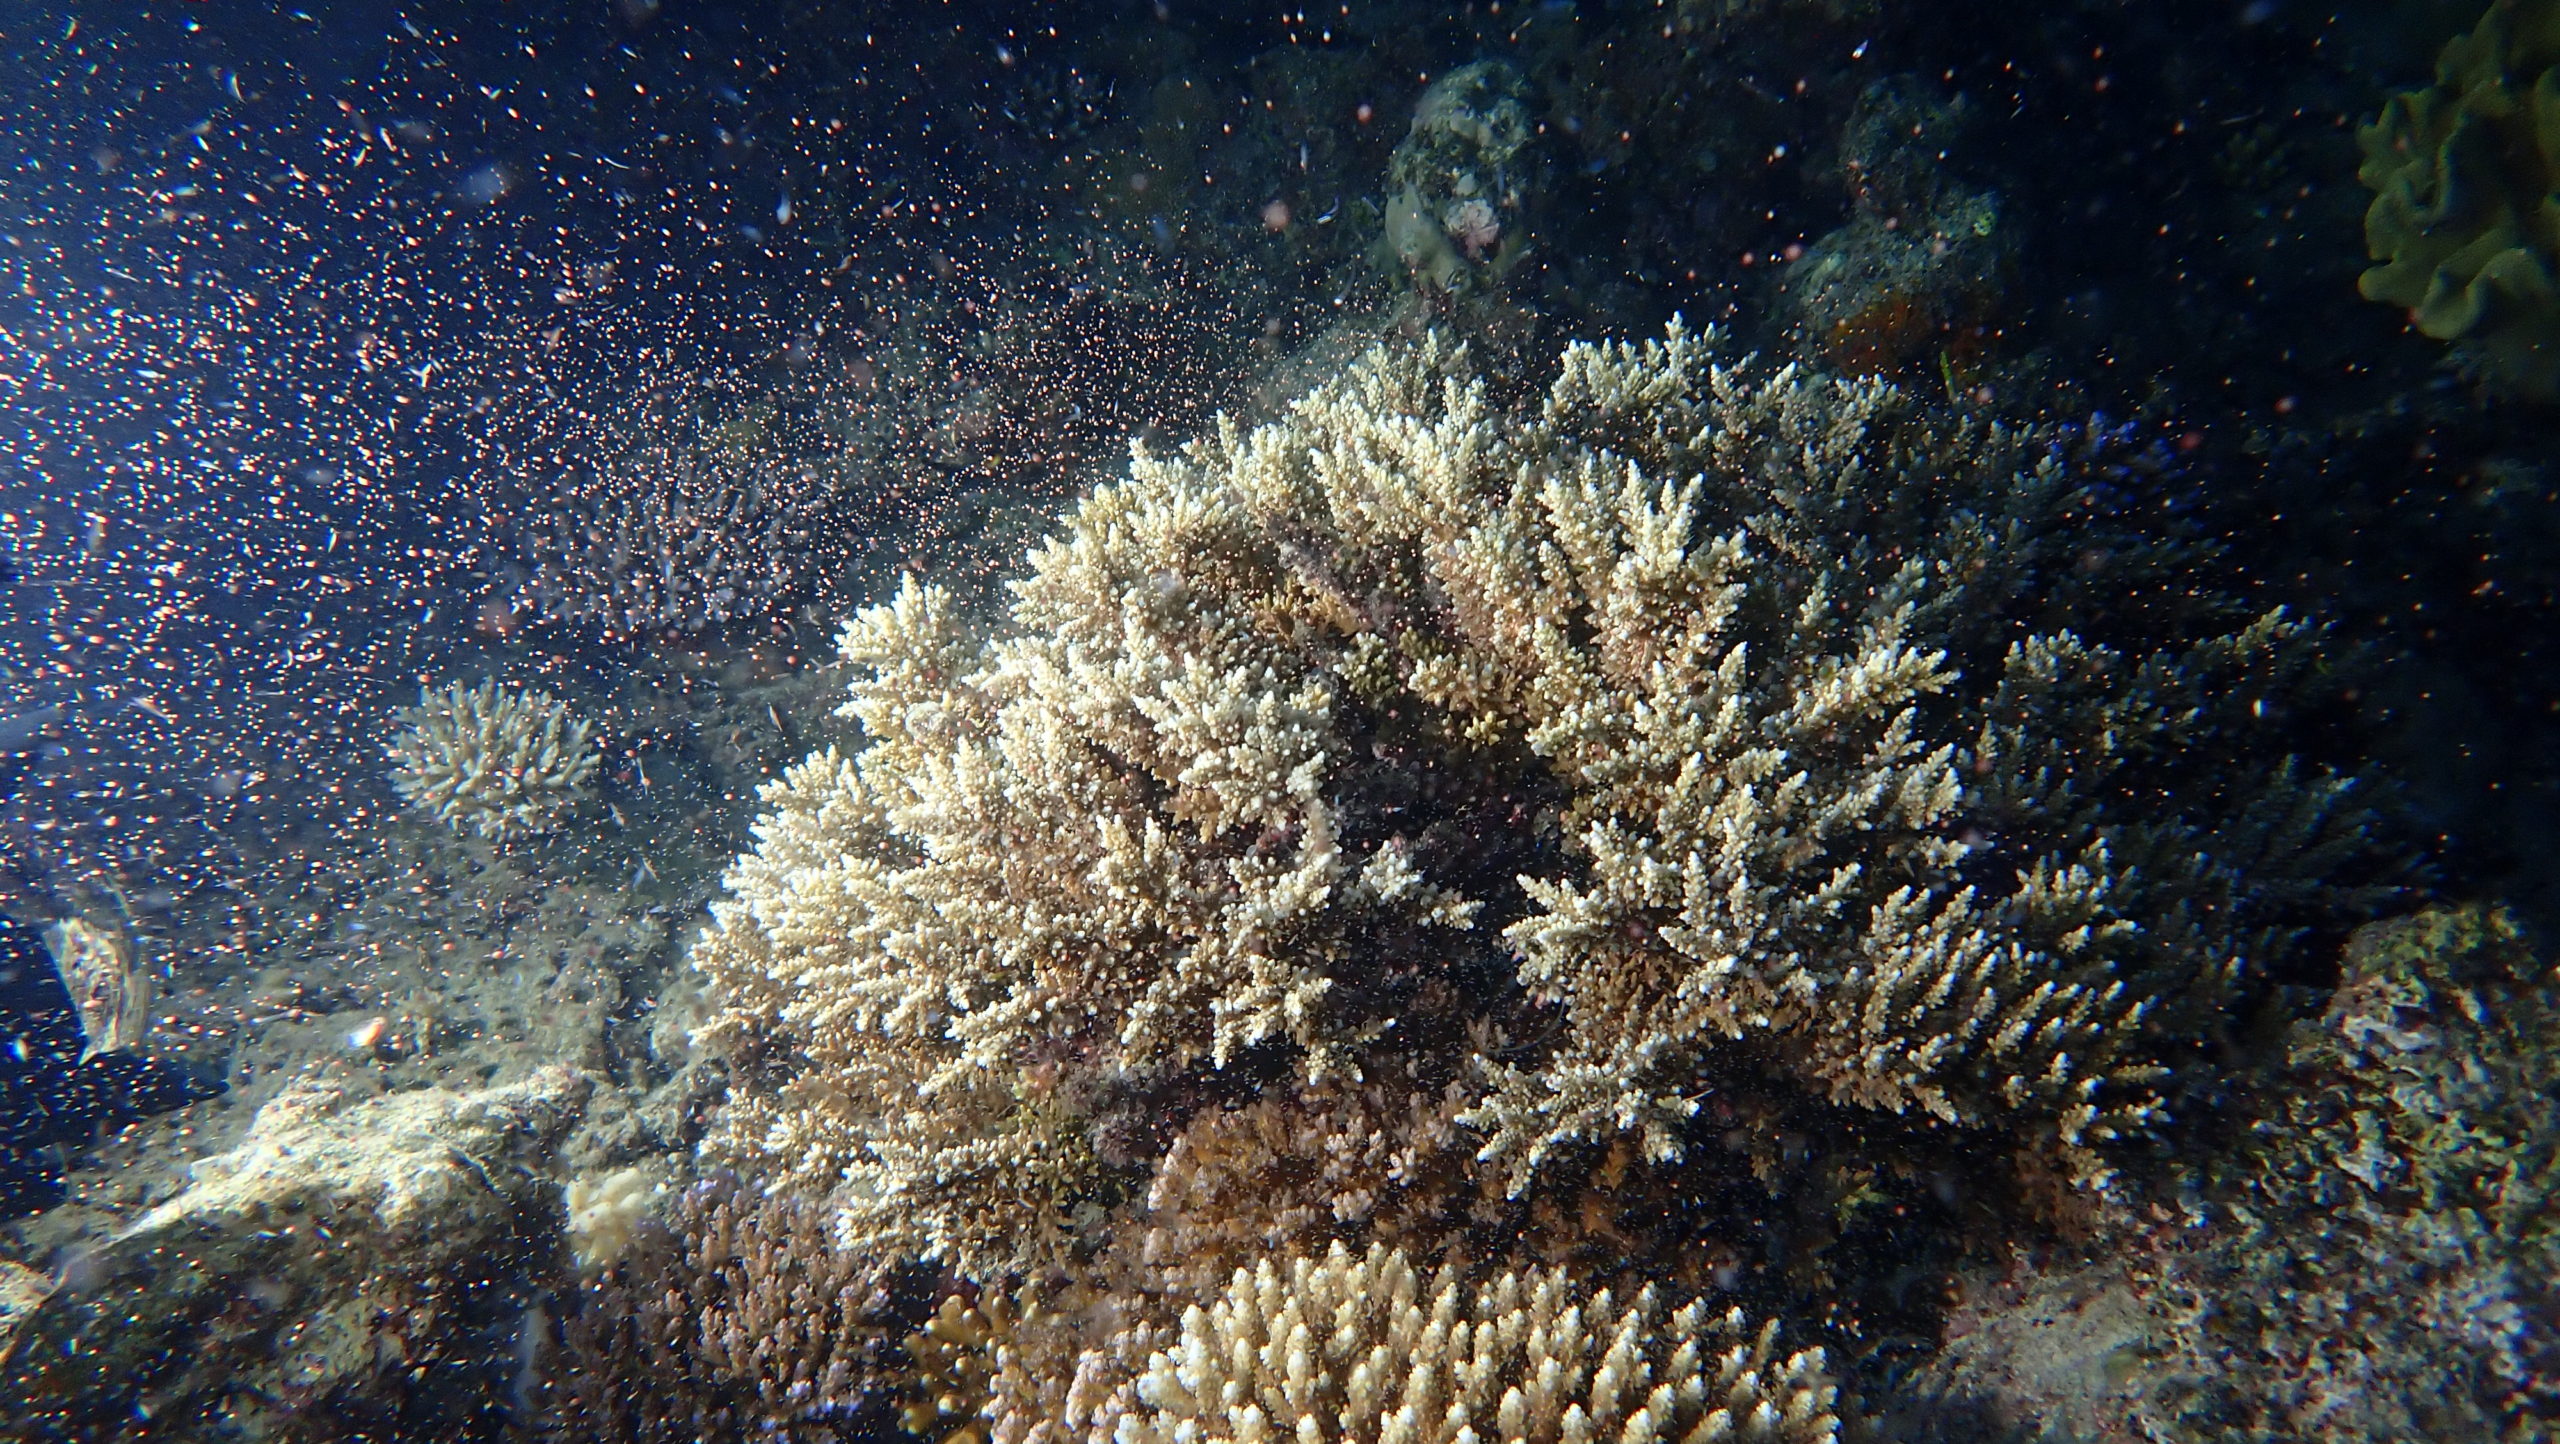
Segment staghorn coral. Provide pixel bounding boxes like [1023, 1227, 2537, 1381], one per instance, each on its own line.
[388, 678, 600, 842]
[2355, 0, 2560, 397]
[1123, 1074, 1483, 1299]
[511, 370, 867, 638]
[693, 321, 2370, 1288]
[1013, 1242, 1837, 1444]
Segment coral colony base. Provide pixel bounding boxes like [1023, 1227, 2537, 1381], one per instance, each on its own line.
[680, 324, 2380, 1439]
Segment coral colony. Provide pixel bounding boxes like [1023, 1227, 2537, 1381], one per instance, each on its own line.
[687, 325, 2371, 1440]
[387, 680, 602, 843]
[2355, 0, 2560, 398]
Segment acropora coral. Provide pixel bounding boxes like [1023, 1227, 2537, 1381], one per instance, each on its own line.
[1025, 1242, 1838, 1444]
[387, 678, 600, 842]
[689, 323, 2378, 1444]
[513, 384, 856, 638]
[2356, 0, 2560, 397]
[546, 1172, 911, 1441]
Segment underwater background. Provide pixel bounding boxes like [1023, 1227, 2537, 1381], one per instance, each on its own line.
[1, 0, 2556, 1439]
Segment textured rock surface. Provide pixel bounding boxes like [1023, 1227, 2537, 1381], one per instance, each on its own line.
[1, 1064, 587, 1441]
[1881, 908, 2560, 1443]
[0, 1257, 48, 1364]
[1378, 61, 1544, 293]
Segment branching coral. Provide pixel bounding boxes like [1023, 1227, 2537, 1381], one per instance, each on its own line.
[1023, 1242, 1838, 1444]
[545, 1173, 912, 1442]
[693, 321, 2370, 1289]
[512, 371, 866, 638]
[2356, 0, 2560, 397]
[388, 679, 599, 842]
[1124, 1075, 1483, 1298]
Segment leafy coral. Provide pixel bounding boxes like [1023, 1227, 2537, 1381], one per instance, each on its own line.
[2356, 0, 2560, 397]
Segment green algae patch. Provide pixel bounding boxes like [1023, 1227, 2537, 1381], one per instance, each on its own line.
[2357, 0, 2560, 398]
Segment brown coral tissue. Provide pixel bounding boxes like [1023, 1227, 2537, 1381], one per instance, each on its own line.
[540, 1173, 917, 1443]
[691, 321, 2375, 1304]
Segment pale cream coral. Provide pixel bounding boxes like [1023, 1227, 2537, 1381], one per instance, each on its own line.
[694, 319, 2366, 1284]
[1036, 1243, 1837, 1444]
[564, 1163, 666, 1273]
[387, 678, 599, 841]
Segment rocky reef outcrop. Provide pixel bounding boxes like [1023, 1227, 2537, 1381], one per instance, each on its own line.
[2, 1065, 587, 1441]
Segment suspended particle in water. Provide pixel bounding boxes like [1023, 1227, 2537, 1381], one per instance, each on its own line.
[456, 161, 517, 206]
